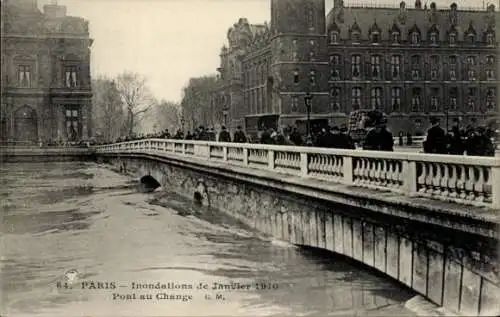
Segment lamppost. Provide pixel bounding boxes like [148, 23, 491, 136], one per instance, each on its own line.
[304, 92, 313, 146]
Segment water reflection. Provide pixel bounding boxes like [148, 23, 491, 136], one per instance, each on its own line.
[1, 162, 417, 317]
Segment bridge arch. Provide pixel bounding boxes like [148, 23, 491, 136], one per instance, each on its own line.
[13, 105, 38, 143]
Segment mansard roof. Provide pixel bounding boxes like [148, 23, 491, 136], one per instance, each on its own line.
[326, 2, 499, 42]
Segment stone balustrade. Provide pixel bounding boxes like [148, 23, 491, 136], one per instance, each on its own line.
[95, 139, 500, 209]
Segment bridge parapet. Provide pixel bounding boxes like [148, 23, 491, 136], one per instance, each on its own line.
[95, 139, 500, 209]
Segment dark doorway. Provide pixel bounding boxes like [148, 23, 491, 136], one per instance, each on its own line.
[14, 105, 38, 143]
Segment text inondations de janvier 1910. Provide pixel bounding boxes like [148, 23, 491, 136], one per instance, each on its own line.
[56, 280, 281, 302]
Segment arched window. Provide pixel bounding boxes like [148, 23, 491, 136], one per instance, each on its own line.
[351, 55, 361, 78]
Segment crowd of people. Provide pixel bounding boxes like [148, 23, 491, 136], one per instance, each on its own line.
[98, 115, 497, 157]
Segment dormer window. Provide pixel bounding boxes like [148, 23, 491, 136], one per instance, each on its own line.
[330, 31, 339, 44]
[429, 32, 438, 45]
[351, 32, 360, 43]
[449, 33, 457, 45]
[411, 32, 420, 45]
[392, 32, 401, 44]
[369, 22, 381, 44]
[486, 32, 495, 45]
[466, 33, 475, 44]
[350, 21, 362, 44]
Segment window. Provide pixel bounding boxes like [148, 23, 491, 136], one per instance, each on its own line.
[292, 39, 297, 47]
[351, 32, 360, 43]
[309, 51, 315, 62]
[371, 32, 380, 44]
[411, 32, 420, 45]
[330, 87, 341, 112]
[486, 69, 495, 80]
[330, 55, 341, 65]
[430, 55, 439, 80]
[411, 55, 421, 80]
[392, 32, 401, 44]
[467, 88, 476, 110]
[370, 87, 382, 110]
[430, 88, 439, 111]
[351, 87, 362, 110]
[429, 32, 438, 45]
[330, 31, 339, 44]
[391, 55, 401, 78]
[486, 88, 496, 110]
[64, 65, 78, 88]
[466, 33, 475, 44]
[371, 55, 381, 79]
[486, 33, 494, 45]
[65, 106, 80, 140]
[411, 88, 422, 111]
[391, 87, 401, 112]
[293, 70, 299, 84]
[351, 55, 361, 78]
[486, 56, 495, 80]
[291, 97, 299, 112]
[292, 52, 298, 61]
[449, 33, 457, 44]
[330, 69, 340, 80]
[449, 56, 457, 80]
[466, 56, 476, 66]
[449, 88, 458, 110]
[309, 70, 316, 85]
[18, 65, 31, 88]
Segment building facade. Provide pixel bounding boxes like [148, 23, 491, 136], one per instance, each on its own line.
[1, 0, 92, 143]
[212, 0, 498, 136]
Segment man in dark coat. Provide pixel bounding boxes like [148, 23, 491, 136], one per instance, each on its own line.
[289, 127, 303, 146]
[218, 126, 231, 142]
[233, 126, 247, 143]
[423, 117, 447, 154]
[363, 118, 393, 151]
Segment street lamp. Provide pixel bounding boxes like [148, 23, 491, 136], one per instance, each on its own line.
[304, 92, 313, 146]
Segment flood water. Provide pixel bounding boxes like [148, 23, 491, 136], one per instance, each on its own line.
[1, 162, 417, 316]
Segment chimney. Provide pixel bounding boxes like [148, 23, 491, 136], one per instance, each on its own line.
[43, 3, 66, 18]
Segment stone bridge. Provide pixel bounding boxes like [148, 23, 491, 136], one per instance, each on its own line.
[3, 140, 499, 316]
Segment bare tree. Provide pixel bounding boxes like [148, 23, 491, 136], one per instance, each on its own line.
[155, 100, 181, 133]
[115, 72, 154, 136]
[180, 75, 218, 132]
[92, 76, 125, 142]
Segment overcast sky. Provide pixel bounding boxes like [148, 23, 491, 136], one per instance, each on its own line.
[38, 0, 488, 103]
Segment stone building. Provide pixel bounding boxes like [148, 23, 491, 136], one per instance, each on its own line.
[1, 0, 92, 143]
[212, 0, 498, 136]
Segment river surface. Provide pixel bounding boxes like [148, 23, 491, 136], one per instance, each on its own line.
[1, 162, 417, 317]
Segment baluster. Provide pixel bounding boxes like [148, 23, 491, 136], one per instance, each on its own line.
[417, 162, 427, 192]
[440, 164, 450, 197]
[424, 163, 435, 194]
[432, 164, 442, 195]
[457, 165, 467, 199]
[465, 166, 476, 201]
[475, 167, 486, 202]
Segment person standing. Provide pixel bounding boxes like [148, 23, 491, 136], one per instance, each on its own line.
[218, 126, 231, 142]
[423, 118, 447, 154]
[233, 126, 247, 143]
